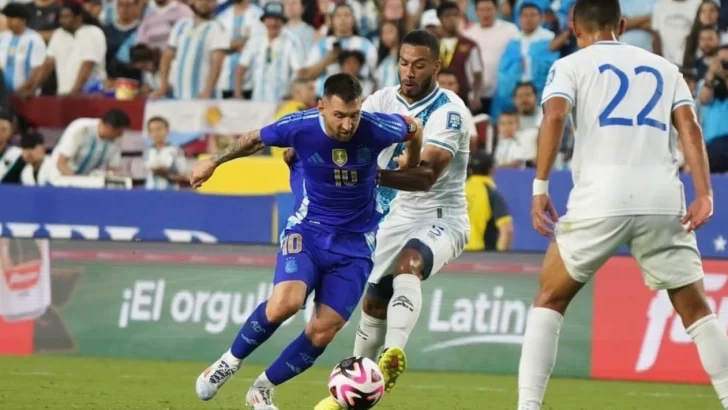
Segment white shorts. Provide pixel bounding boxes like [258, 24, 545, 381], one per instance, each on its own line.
[555, 215, 703, 290]
[367, 209, 469, 298]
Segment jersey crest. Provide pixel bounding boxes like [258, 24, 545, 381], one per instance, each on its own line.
[446, 112, 462, 131]
[332, 149, 348, 166]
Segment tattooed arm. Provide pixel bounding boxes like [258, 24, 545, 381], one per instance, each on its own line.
[210, 129, 265, 165]
[189, 129, 266, 188]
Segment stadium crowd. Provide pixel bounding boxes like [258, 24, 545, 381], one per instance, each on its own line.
[0, 0, 726, 250]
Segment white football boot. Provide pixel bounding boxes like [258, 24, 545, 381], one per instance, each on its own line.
[245, 383, 279, 410]
[195, 350, 241, 401]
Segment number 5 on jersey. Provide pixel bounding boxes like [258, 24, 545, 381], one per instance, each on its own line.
[598, 64, 667, 131]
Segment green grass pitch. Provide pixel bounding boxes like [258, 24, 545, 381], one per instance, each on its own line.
[0, 356, 719, 409]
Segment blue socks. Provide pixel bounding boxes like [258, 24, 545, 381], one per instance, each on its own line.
[230, 301, 281, 360]
[264, 331, 326, 385]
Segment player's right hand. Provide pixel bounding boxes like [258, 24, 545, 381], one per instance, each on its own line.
[532, 194, 559, 237]
[189, 158, 217, 189]
[283, 148, 297, 166]
[682, 195, 713, 232]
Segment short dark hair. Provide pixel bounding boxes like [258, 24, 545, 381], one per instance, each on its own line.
[20, 130, 44, 149]
[130, 44, 156, 64]
[2, 3, 29, 20]
[519, 2, 542, 14]
[338, 50, 365, 68]
[499, 108, 519, 118]
[514, 81, 537, 96]
[61, 0, 85, 16]
[147, 116, 169, 129]
[102, 109, 131, 129]
[437, 1, 460, 17]
[573, 0, 621, 32]
[401, 29, 440, 60]
[474, 0, 497, 7]
[469, 152, 494, 175]
[323, 73, 363, 102]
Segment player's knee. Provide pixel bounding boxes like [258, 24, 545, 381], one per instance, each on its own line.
[266, 284, 307, 323]
[306, 318, 344, 348]
[394, 240, 434, 280]
[362, 295, 388, 320]
[532, 290, 571, 314]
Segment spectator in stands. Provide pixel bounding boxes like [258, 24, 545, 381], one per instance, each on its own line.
[235, 2, 302, 102]
[437, 1, 483, 112]
[464, 0, 519, 116]
[683, 0, 720, 70]
[652, 0, 702, 66]
[513, 81, 540, 132]
[284, 0, 315, 53]
[695, 26, 720, 80]
[0, 112, 23, 184]
[83, 0, 104, 20]
[338, 50, 371, 95]
[374, 20, 401, 90]
[33, 1, 107, 96]
[0, 4, 46, 98]
[698, 44, 728, 173]
[438, 70, 481, 151]
[50, 108, 129, 179]
[301, 3, 377, 97]
[493, 108, 534, 168]
[144, 116, 188, 190]
[549, 3, 577, 58]
[152, 0, 227, 99]
[274, 79, 316, 121]
[494, 2, 557, 120]
[24, 0, 61, 44]
[216, 0, 263, 99]
[19, 130, 51, 186]
[618, 0, 657, 53]
[130, 44, 160, 94]
[420, 9, 441, 36]
[135, 0, 192, 51]
[103, 0, 142, 79]
[464, 152, 513, 252]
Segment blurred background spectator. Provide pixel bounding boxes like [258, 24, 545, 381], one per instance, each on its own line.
[19, 129, 50, 185]
[465, 151, 513, 252]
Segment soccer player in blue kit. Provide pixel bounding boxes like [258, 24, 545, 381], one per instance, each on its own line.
[188, 73, 423, 410]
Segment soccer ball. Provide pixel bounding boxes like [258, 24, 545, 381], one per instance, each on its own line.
[328, 356, 385, 410]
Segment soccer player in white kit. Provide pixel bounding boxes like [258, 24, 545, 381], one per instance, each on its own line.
[315, 29, 471, 410]
[517, 1, 728, 409]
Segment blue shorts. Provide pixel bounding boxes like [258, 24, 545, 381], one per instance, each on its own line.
[273, 224, 376, 320]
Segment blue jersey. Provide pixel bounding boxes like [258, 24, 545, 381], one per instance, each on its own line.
[261, 109, 410, 233]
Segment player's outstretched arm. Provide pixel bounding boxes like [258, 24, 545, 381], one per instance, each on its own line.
[377, 145, 452, 191]
[402, 117, 423, 168]
[673, 105, 714, 231]
[188, 129, 265, 188]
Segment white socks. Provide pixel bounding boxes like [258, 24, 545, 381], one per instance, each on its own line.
[255, 371, 275, 388]
[384, 274, 422, 350]
[353, 312, 387, 360]
[687, 314, 728, 409]
[517, 307, 564, 410]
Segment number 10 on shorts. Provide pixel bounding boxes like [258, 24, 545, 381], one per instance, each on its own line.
[282, 233, 303, 255]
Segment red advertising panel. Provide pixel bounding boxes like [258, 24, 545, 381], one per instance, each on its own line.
[592, 257, 728, 383]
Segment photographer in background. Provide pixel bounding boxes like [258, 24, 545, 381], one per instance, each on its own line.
[698, 43, 728, 173]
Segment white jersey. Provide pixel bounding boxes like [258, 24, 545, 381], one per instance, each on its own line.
[363, 86, 471, 216]
[216, 4, 263, 93]
[0, 29, 45, 91]
[49, 118, 123, 178]
[144, 144, 188, 190]
[542, 40, 694, 219]
[20, 158, 52, 186]
[240, 30, 303, 103]
[168, 18, 228, 99]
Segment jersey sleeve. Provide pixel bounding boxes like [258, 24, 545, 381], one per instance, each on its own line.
[56, 120, 87, 157]
[259, 114, 299, 147]
[30, 34, 46, 68]
[541, 58, 576, 107]
[423, 106, 466, 157]
[672, 74, 695, 111]
[209, 22, 229, 51]
[362, 89, 383, 112]
[168, 20, 186, 49]
[366, 112, 411, 146]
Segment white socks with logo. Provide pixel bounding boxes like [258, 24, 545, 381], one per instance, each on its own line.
[517, 307, 564, 410]
[687, 314, 728, 409]
[384, 274, 422, 349]
[353, 312, 387, 360]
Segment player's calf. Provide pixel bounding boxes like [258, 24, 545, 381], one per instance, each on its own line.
[670, 281, 728, 409]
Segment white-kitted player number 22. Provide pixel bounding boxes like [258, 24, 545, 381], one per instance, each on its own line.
[598, 64, 667, 131]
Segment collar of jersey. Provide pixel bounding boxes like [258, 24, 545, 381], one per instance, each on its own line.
[396, 86, 441, 111]
[594, 40, 623, 46]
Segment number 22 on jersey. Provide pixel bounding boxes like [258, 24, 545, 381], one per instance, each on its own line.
[598, 64, 667, 131]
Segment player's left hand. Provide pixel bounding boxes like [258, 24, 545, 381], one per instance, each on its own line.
[682, 195, 713, 232]
[532, 194, 559, 237]
[189, 158, 217, 189]
[283, 148, 297, 166]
